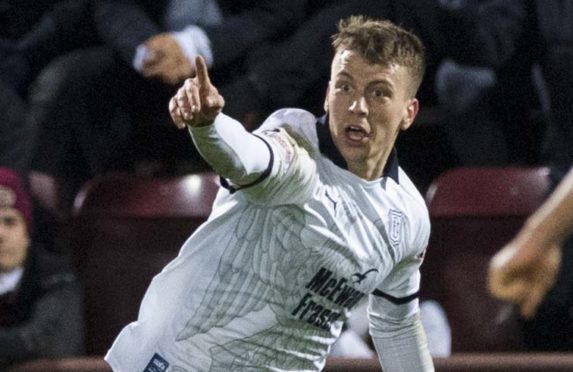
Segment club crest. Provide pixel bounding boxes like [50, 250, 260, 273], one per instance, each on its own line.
[388, 209, 404, 247]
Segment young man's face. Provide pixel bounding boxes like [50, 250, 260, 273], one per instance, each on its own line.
[325, 49, 419, 179]
[0, 208, 29, 272]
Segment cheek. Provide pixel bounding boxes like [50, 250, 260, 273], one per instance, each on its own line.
[9, 229, 29, 253]
[370, 112, 403, 141]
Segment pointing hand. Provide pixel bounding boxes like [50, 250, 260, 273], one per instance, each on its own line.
[169, 56, 225, 128]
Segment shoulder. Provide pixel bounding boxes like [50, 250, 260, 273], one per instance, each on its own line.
[256, 108, 319, 155]
[258, 109, 317, 138]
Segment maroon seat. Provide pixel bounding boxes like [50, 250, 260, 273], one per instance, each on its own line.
[421, 167, 550, 352]
[9, 354, 573, 372]
[323, 354, 573, 372]
[8, 356, 110, 372]
[29, 171, 61, 217]
[67, 172, 219, 355]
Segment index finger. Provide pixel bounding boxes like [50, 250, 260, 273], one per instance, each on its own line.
[195, 55, 211, 89]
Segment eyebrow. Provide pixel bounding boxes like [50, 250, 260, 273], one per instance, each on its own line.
[335, 71, 395, 90]
[0, 212, 19, 220]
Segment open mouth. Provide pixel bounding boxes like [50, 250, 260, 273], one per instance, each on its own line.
[345, 125, 370, 142]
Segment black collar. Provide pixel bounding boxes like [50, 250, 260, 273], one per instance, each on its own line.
[316, 115, 400, 184]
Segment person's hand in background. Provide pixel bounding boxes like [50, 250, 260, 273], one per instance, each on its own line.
[142, 33, 194, 85]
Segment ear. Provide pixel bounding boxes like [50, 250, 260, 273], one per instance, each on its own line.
[400, 98, 419, 130]
[323, 83, 330, 113]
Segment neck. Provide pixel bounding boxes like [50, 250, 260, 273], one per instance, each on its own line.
[347, 148, 392, 181]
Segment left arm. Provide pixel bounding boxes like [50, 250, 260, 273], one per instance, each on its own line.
[169, 56, 271, 187]
[369, 296, 433, 372]
[369, 246, 434, 371]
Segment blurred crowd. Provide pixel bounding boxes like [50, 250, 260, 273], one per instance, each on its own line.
[1, 0, 572, 366]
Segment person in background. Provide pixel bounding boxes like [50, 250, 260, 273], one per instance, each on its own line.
[489, 167, 573, 319]
[0, 0, 307, 211]
[440, 0, 573, 350]
[0, 167, 83, 367]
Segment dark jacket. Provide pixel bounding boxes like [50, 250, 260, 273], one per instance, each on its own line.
[0, 244, 83, 366]
[443, 0, 573, 172]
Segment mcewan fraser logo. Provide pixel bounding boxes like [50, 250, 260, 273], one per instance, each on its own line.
[291, 267, 366, 331]
[352, 268, 379, 284]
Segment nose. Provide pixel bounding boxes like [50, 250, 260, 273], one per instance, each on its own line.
[349, 96, 368, 115]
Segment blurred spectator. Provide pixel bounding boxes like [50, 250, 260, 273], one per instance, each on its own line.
[0, 167, 83, 368]
[441, 0, 572, 174]
[0, 0, 57, 40]
[219, 0, 448, 125]
[0, 81, 29, 176]
[441, 0, 573, 351]
[0, 0, 307, 210]
[214, 0, 465, 192]
[0, 0, 75, 175]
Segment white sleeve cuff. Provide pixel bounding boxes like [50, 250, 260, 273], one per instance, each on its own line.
[188, 114, 270, 185]
[370, 311, 434, 372]
[132, 44, 148, 73]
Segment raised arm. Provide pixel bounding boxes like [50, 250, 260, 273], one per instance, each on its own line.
[489, 168, 573, 318]
[169, 56, 270, 186]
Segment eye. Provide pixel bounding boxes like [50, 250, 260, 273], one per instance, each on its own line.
[0, 216, 20, 228]
[334, 81, 353, 94]
[371, 87, 391, 100]
[3, 217, 17, 227]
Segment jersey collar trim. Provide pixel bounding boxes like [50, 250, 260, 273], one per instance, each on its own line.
[316, 115, 400, 184]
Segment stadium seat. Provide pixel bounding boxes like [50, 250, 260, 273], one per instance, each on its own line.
[9, 354, 573, 372]
[29, 171, 60, 217]
[323, 354, 573, 372]
[8, 357, 110, 372]
[421, 166, 550, 352]
[67, 172, 220, 355]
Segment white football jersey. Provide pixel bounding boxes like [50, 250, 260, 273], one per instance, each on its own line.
[106, 109, 430, 372]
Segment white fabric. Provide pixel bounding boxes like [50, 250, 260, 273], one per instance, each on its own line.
[0, 267, 24, 295]
[370, 311, 434, 372]
[106, 109, 431, 372]
[133, 26, 214, 72]
[172, 26, 214, 67]
[329, 328, 375, 358]
[133, 0, 220, 72]
[189, 114, 270, 185]
[420, 300, 451, 357]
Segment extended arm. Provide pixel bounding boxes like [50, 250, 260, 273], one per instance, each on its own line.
[369, 296, 433, 372]
[489, 168, 573, 317]
[169, 56, 270, 185]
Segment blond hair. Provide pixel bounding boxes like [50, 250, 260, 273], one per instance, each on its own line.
[331, 16, 426, 97]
